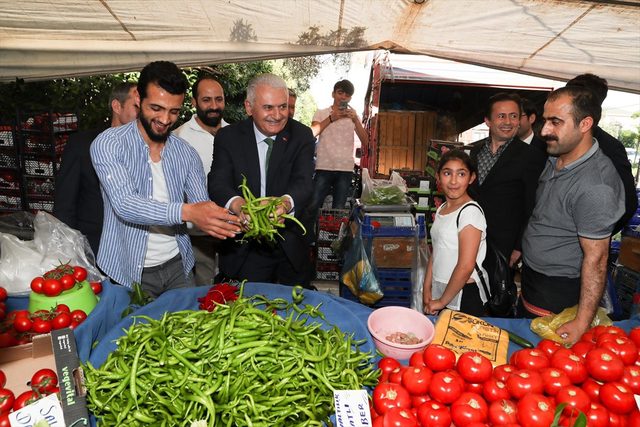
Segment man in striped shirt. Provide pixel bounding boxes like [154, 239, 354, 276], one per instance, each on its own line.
[91, 61, 241, 297]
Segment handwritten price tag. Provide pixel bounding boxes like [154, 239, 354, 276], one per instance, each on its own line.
[333, 389, 372, 427]
[9, 394, 65, 427]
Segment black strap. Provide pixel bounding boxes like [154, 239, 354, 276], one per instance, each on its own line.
[455, 203, 491, 298]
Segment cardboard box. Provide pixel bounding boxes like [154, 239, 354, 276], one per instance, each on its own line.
[0, 328, 89, 427]
[372, 237, 426, 268]
[619, 235, 640, 273]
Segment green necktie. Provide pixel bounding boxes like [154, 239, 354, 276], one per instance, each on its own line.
[264, 137, 274, 174]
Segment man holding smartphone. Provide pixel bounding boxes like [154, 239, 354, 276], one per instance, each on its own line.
[310, 79, 368, 213]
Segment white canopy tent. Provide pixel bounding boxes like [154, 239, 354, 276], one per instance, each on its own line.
[0, 0, 638, 92]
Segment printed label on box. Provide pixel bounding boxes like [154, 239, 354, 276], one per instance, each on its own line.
[9, 394, 65, 426]
[334, 390, 371, 427]
[418, 196, 429, 207]
[419, 180, 430, 190]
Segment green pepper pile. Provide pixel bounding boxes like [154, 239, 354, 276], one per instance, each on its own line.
[239, 176, 306, 243]
[84, 286, 379, 426]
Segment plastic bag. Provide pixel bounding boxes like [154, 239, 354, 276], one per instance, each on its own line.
[361, 168, 408, 205]
[530, 305, 613, 343]
[340, 225, 383, 305]
[0, 211, 104, 296]
[411, 227, 430, 314]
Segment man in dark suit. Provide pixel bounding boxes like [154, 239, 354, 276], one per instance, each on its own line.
[470, 93, 546, 267]
[518, 97, 547, 153]
[53, 82, 139, 255]
[565, 73, 637, 235]
[208, 73, 315, 287]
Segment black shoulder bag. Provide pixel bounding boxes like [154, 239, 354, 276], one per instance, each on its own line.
[456, 203, 517, 317]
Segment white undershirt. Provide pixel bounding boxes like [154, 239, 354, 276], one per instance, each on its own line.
[144, 158, 180, 267]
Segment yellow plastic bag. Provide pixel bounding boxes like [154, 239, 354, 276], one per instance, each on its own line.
[432, 309, 510, 366]
[530, 305, 613, 343]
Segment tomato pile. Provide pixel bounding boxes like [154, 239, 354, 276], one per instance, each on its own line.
[0, 288, 7, 322]
[369, 325, 640, 427]
[0, 368, 59, 426]
[30, 264, 88, 297]
[0, 304, 88, 348]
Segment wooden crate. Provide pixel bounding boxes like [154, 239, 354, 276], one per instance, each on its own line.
[376, 111, 437, 176]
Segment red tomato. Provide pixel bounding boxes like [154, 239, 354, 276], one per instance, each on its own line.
[600, 382, 636, 415]
[465, 381, 484, 394]
[585, 347, 624, 382]
[571, 340, 595, 359]
[629, 327, 640, 348]
[0, 332, 17, 348]
[389, 367, 406, 384]
[0, 413, 9, 427]
[372, 417, 384, 427]
[492, 364, 516, 382]
[13, 390, 39, 410]
[601, 336, 638, 366]
[416, 401, 451, 427]
[409, 351, 427, 368]
[608, 411, 629, 427]
[516, 393, 555, 427]
[55, 304, 71, 314]
[51, 312, 71, 330]
[13, 315, 32, 333]
[621, 365, 640, 394]
[540, 367, 571, 396]
[0, 287, 7, 302]
[482, 377, 510, 402]
[555, 385, 591, 417]
[423, 344, 456, 372]
[90, 281, 103, 294]
[550, 348, 588, 384]
[0, 388, 14, 413]
[72, 266, 88, 282]
[401, 366, 432, 396]
[30, 276, 45, 293]
[456, 351, 493, 383]
[59, 274, 75, 291]
[411, 394, 430, 408]
[382, 407, 418, 427]
[488, 399, 518, 425]
[510, 348, 550, 371]
[31, 368, 58, 393]
[31, 318, 52, 334]
[69, 320, 82, 330]
[43, 278, 62, 297]
[379, 357, 402, 374]
[428, 371, 464, 405]
[372, 382, 412, 415]
[586, 402, 610, 427]
[0, 370, 4, 388]
[629, 410, 640, 427]
[536, 338, 563, 358]
[12, 309, 30, 319]
[70, 309, 87, 324]
[581, 378, 602, 403]
[505, 369, 544, 400]
[450, 392, 488, 426]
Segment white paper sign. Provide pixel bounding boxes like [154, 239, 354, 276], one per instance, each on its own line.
[333, 390, 372, 427]
[419, 180, 430, 190]
[9, 394, 65, 427]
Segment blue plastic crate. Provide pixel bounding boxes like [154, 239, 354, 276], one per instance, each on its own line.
[610, 266, 640, 319]
[340, 268, 412, 308]
[361, 215, 426, 238]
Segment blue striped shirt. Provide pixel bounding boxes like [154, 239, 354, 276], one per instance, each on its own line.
[90, 121, 208, 287]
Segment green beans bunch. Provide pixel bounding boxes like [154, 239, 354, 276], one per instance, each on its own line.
[239, 176, 306, 243]
[84, 286, 379, 426]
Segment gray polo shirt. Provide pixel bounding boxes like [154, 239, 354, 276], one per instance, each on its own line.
[522, 140, 624, 278]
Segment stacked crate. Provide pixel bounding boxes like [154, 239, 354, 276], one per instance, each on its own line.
[340, 214, 426, 307]
[315, 209, 350, 281]
[0, 125, 23, 213]
[18, 112, 78, 213]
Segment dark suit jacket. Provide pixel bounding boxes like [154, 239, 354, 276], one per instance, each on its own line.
[530, 134, 547, 154]
[208, 118, 315, 278]
[53, 129, 104, 254]
[470, 138, 546, 257]
[594, 126, 638, 234]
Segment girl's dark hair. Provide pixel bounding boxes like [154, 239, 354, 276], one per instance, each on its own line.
[437, 149, 477, 175]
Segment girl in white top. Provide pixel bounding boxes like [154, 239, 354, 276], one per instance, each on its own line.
[423, 150, 489, 317]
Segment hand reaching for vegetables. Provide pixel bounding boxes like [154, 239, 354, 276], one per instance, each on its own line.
[182, 201, 241, 239]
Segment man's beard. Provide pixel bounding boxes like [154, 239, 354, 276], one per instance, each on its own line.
[139, 112, 170, 143]
[196, 107, 223, 127]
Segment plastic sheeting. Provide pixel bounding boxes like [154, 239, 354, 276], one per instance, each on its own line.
[0, 0, 638, 92]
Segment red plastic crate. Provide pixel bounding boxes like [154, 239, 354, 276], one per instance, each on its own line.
[25, 177, 55, 197]
[24, 158, 56, 177]
[318, 209, 349, 233]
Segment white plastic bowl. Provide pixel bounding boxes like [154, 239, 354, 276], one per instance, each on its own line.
[367, 306, 435, 360]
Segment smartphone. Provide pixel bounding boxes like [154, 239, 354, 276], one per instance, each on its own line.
[339, 101, 349, 110]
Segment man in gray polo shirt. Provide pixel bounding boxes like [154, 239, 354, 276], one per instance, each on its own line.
[521, 86, 624, 344]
